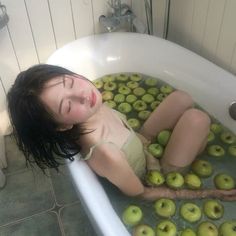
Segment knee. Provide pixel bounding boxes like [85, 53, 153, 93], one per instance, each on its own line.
[183, 108, 211, 130]
[171, 90, 194, 108]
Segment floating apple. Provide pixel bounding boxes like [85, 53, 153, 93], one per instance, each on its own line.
[207, 144, 225, 157]
[203, 199, 224, 220]
[128, 118, 141, 131]
[122, 205, 143, 227]
[184, 173, 202, 189]
[150, 101, 161, 110]
[180, 228, 196, 236]
[180, 202, 202, 223]
[126, 94, 138, 104]
[142, 94, 155, 104]
[156, 220, 177, 236]
[191, 159, 213, 178]
[228, 145, 236, 157]
[210, 123, 222, 134]
[127, 81, 139, 89]
[118, 102, 132, 114]
[133, 100, 148, 111]
[130, 73, 142, 82]
[154, 198, 176, 218]
[147, 87, 159, 96]
[138, 110, 151, 121]
[160, 85, 174, 94]
[133, 87, 146, 97]
[166, 172, 184, 189]
[219, 220, 236, 236]
[133, 224, 155, 236]
[220, 131, 236, 144]
[102, 91, 114, 101]
[147, 143, 164, 158]
[207, 131, 215, 143]
[118, 85, 131, 95]
[117, 73, 129, 81]
[145, 170, 165, 186]
[93, 79, 103, 89]
[157, 130, 171, 147]
[145, 78, 158, 86]
[214, 173, 235, 190]
[114, 93, 125, 103]
[104, 100, 116, 109]
[103, 81, 117, 91]
[196, 221, 218, 236]
[102, 74, 115, 82]
[157, 93, 168, 102]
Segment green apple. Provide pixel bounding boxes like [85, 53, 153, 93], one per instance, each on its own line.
[128, 118, 141, 131]
[214, 173, 235, 190]
[207, 131, 215, 143]
[133, 100, 148, 111]
[127, 81, 139, 89]
[180, 228, 196, 236]
[147, 143, 164, 158]
[207, 145, 225, 157]
[145, 78, 158, 86]
[126, 94, 138, 104]
[133, 87, 146, 97]
[228, 145, 236, 157]
[157, 130, 171, 147]
[102, 91, 114, 101]
[117, 73, 129, 81]
[150, 101, 161, 110]
[114, 93, 125, 103]
[130, 73, 142, 82]
[191, 159, 213, 178]
[166, 172, 184, 189]
[160, 85, 174, 94]
[102, 75, 115, 82]
[157, 93, 168, 102]
[118, 102, 132, 114]
[141, 94, 155, 104]
[145, 170, 165, 186]
[133, 224, 155, 236]
[220, 131, 236, 144]
[197, 221, 218, 236]
[138, 110, 151, 121]
[93, 79, 103, 89]
[122, 205, 143, 227]
[203, 199, 224, 220]
[210, 123, 222, 134]
[180, 202, 202, 223]
[219, 220, 236, 236]
[154, 198, 176, 218]
[118, 85, 131, 95]
[103, 81, 117, 91]
[147, 87, 159, 96]
[184, 173, 202, 189]
[104, 100, 116, 109]
[156, 220, 177, 236]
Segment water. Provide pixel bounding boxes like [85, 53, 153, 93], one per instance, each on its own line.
[93, 73, 236, 233]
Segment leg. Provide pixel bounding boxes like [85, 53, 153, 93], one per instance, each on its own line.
[140, 90, 194, 140]
[160, 108, 210, 173]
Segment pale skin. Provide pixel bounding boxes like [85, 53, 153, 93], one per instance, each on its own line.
[39, 74, 236, 201]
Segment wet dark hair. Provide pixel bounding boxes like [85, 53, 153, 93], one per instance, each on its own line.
[7, 64, 89, 171]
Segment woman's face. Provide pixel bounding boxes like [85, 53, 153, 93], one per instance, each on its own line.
[39, 74, 102, 130]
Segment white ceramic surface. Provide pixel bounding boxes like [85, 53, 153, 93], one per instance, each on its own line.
[47, 32, 236, 236]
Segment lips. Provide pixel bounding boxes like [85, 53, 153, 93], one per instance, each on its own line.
[90, 91, 96, 107]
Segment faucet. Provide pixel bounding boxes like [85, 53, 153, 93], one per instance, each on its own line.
[99, 0, 145, 33]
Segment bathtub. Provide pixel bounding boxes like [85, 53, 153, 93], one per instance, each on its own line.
[47, 32, 236, 236]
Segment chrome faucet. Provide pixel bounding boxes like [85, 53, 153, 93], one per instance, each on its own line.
[99, 0, 137, 32]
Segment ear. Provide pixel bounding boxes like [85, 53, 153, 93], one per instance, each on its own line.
[57, 124, 73, 132]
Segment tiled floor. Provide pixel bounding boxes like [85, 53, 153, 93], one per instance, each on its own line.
[0, 135, 96, 236]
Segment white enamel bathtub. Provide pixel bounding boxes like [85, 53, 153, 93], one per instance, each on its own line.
[47, 33, 236, 236]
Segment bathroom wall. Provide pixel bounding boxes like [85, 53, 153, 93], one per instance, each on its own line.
[167, 0, 236, 76]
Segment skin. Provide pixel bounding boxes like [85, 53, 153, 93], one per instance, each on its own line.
[39, 74, 236, 201]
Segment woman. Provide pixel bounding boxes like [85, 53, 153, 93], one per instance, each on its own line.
[7, 64, 236, 201]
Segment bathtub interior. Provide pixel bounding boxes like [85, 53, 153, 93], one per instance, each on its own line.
[47, 33, 236, 235]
